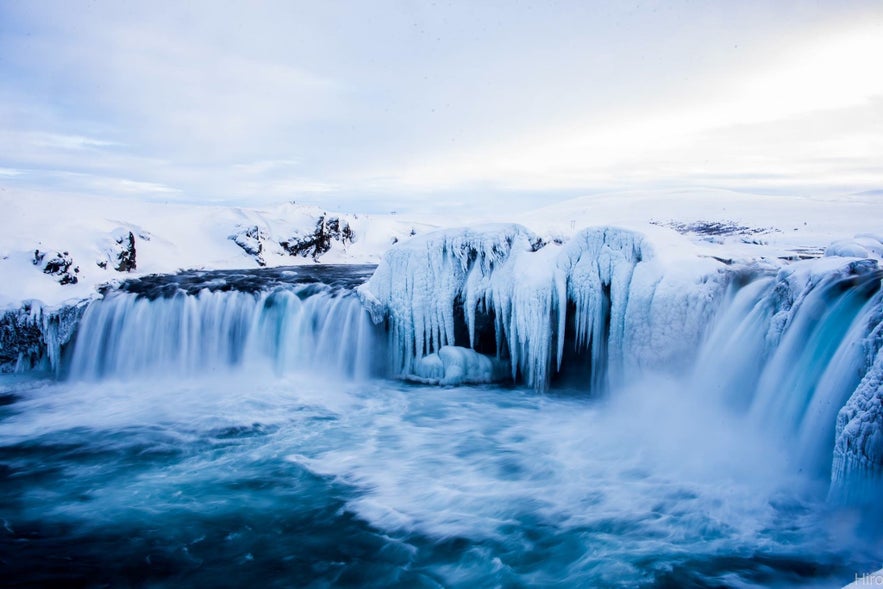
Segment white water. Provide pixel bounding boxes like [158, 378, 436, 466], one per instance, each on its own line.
[2, 259, 883, 586]
[69, 285, 385, 381]
[0, 370, 874, 587]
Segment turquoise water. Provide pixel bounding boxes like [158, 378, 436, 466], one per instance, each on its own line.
[0, 371, 877, 588]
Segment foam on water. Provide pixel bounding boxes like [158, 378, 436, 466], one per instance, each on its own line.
[0, 370, 878, 587]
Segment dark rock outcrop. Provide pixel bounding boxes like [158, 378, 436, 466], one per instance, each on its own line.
[97, 231, 137, 272]
[280, 214, 354, 262]
[0, 301, 87, 372]
[229, 225, 268, 266]
[35, 250, 79, 285]
[115, 231, 137, 272]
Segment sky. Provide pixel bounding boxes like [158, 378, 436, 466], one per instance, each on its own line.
[1, 0, 882, 215]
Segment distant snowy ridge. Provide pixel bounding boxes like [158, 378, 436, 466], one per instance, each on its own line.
[0, 192, 434, 309]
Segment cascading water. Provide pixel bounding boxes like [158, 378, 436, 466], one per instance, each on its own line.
[691, 264, 883, 481]
[360, 226, 883, 505]
[3, 238, 883, 588]
[67, 270, 385, 382]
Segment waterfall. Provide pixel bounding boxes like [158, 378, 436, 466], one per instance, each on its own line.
[68, 283, 385, 381]
[359, 225, 883, 508]
[692, 267, 883, 478]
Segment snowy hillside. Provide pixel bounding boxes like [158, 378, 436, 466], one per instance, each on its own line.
[0, 190, 436, 308]
[1, 187, 881, 309]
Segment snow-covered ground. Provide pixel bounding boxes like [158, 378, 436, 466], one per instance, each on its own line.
[1, 186, 881, 309]
[0, 189, 435, 308]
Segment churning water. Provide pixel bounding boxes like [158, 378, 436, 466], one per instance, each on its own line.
[0, 266, 880, 587]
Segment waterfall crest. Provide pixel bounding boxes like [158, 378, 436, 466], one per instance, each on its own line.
[68, 282, 384, 381]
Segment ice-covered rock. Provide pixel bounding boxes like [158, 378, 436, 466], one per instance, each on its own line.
[830, 295, 883, 506]
[0, 300, 88, 373]
[358, 223, 536, 378]
[411, 346, 510, 385]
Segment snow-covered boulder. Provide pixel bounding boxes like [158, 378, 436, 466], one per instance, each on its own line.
[411, 346, 510, 385]
[279, 214, 355, 261]
[96, 229, 138, 272]
[826, 240, 870, 259]
[33, 249, 79, 285]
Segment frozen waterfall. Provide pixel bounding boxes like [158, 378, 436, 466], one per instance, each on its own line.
[358, 224, 725, 390]
[358, 224, 883, 507]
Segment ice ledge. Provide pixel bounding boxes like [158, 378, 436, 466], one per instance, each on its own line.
[358, 223, 723, 390]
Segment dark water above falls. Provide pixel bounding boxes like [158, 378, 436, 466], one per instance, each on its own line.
[1, 265, 881, 587]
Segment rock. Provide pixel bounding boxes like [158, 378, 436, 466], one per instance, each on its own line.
[0, 301, 87, 372]
[280, 214, 354, 262]
[229, 225, 268, 266]
[115, 231, 137, 272]
[96, 229, 138, 272]
[37, 250, 79, 285]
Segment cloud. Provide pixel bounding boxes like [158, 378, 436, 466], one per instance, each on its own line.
[359, 21, 883, 201]
[0, 1, 881, 214]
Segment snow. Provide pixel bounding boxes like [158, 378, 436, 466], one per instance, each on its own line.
[3, 185, 882, 311]
[0, 189, 435, 309]
[827, 240, 871, 258]
[508, 187, 883, 267]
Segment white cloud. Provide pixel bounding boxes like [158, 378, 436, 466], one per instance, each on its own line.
[29, 133, 121, 151]
[362, 21, 883, 199]
[1, 1, 881, 213]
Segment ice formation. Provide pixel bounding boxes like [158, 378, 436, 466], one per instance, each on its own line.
[6, 221, 883, 512]
[411, 345, 510, 385]
[358, 224, 726, 390]
[830, 287, 883, 507]
[0, 300, 87, 373]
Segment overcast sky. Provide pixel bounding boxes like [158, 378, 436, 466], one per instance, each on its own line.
[1, 1, 881, 214]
